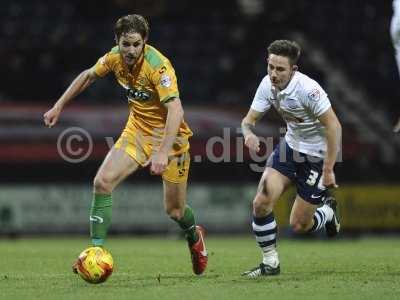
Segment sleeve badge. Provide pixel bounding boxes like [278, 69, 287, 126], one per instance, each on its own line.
[160, 74, 172, 88]
[308, 88, 320, 101]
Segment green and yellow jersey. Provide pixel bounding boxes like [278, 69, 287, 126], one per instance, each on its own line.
[92, 44, 192, 157]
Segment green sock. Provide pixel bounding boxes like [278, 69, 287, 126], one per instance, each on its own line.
[172, 206, 199, 246]
[90, 194, 112, 246]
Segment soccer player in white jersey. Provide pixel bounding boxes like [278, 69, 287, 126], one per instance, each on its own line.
[241, 40, 342, 278]
[391, 0, 400, 132]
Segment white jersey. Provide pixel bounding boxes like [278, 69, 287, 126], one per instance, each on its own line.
[392, 0, 400, 73]
[394, 0, 400, 12]
[251, 71, 331, 158]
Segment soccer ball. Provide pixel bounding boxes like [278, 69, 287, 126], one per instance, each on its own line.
[76, 247, 114, 284]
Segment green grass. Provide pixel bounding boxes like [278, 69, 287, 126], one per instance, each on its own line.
[0, 236, 399, 300]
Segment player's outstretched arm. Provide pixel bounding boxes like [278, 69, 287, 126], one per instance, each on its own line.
[318, 107, 342, 188]
[148, 97, 184, 175]
[241, 109, 265, 152]
[43, 68, 99, 128]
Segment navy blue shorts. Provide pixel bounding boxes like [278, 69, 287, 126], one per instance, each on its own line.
[267, 141, 327, 205]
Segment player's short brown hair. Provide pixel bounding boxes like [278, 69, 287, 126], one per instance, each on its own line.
[267, 40, 301, 65]
[114, 14, 150, 41]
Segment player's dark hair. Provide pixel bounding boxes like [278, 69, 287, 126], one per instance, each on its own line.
[267, 40, 301, 65]
[114, 14, 150, 41]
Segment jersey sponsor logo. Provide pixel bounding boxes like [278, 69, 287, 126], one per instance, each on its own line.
[279, 109, 304, 123]
[285, 98, 300, 109]
[311, 194, 321, 199]
[90, 215, 104, 223]
[127, 88, 151, 102]
[308, 89, 320, 101]
[158, 66, 167, 74]
[160, 74, 172, 88]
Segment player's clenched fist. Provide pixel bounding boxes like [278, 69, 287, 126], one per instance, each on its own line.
[145, 151, 168, 175]
[43, 106, 61, 128]
[322, 169, 339, 189]
[244, 133, 260, 152]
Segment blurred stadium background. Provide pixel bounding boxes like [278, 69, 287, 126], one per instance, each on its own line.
[1, 0, 400, 237]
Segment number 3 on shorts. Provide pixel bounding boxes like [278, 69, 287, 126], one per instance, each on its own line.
[306, 170, 325, 190]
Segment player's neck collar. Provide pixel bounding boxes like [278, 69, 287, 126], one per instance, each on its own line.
[123, 50, 145, 74]
[280, 71, 298, 95]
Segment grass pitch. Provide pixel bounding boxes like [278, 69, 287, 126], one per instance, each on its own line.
[0, 236, 399, 300]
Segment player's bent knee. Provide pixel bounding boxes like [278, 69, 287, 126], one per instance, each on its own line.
[93, 175, 115, 194]
[166, 207, 184, 220]
[290, 220, 310, 234]
[253, 194, 273, 217]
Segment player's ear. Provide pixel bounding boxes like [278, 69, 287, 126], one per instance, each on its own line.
[114, 35, 119, 45]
